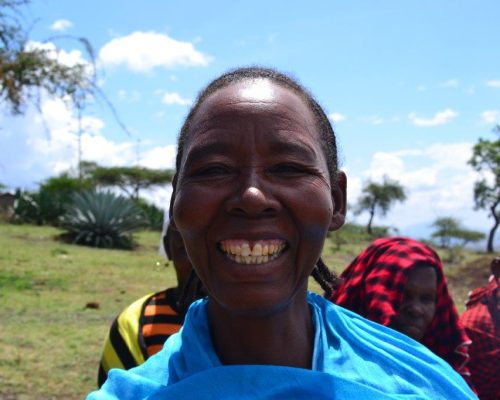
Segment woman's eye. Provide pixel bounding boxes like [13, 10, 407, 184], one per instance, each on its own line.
[269, 164, 307, 176]
[193, 165, 232, 178]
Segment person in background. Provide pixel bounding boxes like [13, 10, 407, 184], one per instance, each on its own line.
[97, 220, 202, 387]
[459, 257, 500, 400]
[330, 236, 472, 385]
[88, 67, 476, 399]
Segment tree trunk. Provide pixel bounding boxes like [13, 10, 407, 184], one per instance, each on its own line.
[487, 204, 499, 252]
[367, 205, 375, 235]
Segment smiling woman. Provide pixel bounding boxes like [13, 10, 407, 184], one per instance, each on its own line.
[330, 237, 472, 382]
[87, 68, 476, 399]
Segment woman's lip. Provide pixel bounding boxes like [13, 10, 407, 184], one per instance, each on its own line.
[215, 246, 290, 280]
[217, 232, 288, 242]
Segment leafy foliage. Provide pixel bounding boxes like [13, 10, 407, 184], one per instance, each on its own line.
[91, 165, 174, 199]
[0, 0, 95, 114]
[354, 177, 406, 234]
[13, 173, 92, 225]
[431, 217, 485, 248]
[60, 190, 146, 249]
[14, 187, 65, 225]
[468, 126, 500, 252]
[134, 198, 164, 231]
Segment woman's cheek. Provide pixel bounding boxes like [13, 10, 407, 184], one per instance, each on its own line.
[174, 186, 209, 231]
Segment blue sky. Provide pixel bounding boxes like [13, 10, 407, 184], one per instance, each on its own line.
[1, 0, 499, 243]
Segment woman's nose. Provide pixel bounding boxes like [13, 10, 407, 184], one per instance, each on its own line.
[226, 172, 281, 217]
[405, 301, 424, 318]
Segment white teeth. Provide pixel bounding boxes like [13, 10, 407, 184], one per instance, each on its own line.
[220, 240, 286, 265]
[252, 243, 262, 256]
[241, 243, 251, 257]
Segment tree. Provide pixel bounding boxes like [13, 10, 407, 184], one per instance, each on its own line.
[431, 217, 485, 248]
[431, 217, 460, 248]
[0, 1, 131, 181]
[468, 126, 500, 252]
[0, 0, 95, 115]
[355, 177, 406, 234]
[91, 165, 174, 199]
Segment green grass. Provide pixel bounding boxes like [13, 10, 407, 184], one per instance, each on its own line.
[0, 223, 175, 399]
[0, 223, 496, 399]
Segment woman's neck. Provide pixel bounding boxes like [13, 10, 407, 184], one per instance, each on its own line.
[206, 292, 314, 369]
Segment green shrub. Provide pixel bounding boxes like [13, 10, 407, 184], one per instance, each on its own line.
[60, 190, 146, 249]
[14, 188, 66, 225]
[14, 175, 93, 226]
[134, 198, 164, 231]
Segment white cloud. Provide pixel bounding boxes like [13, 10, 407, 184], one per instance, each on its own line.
[0, 96, 177, 192]
[416, 84, 427, 92]
[328, 112, 345, 123]
[481, 110, 499, 124]
[486, 80, 500, 88]
[140, 145, 177, 170]
[440, 79, 459, 88]
[349, 142, 491, 235]
[26, 41, 89, 69]
[162, 92, 192, 106]
[141, 185, 173, 211]
[408, 108, 458, 127]
[50, 19, 73, 32]
[99, 31, 212, 73]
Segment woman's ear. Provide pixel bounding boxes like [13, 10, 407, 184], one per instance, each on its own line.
[329, 170, 347, 231]
[168, 173, 179, 231]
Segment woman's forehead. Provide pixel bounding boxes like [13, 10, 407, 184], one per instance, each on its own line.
[190, 79, 316, 132]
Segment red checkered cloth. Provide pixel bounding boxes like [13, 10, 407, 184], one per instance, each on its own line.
[329, 237, 472, 381]
[459, 278, 499, 400]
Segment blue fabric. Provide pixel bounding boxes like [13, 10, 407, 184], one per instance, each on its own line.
[88, 292, 476, 399]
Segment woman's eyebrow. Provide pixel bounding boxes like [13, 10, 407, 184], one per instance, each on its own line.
[184, 141, 232, 164]
[269, 139, 317, 162]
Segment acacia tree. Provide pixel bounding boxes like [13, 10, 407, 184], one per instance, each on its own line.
[0, 0, 95, 115]
[0, 0, 130, 180]
[355, 178, 406, 234]
[91, 165, 174, 199]
[468, 126, 500, 252]
[431, 216, 485, 248]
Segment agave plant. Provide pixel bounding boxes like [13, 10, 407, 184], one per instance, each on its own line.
[61, 190, 146, 249]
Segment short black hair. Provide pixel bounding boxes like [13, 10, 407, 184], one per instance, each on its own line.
[173, 66, 341, 298]
[175, 66, 339, 187]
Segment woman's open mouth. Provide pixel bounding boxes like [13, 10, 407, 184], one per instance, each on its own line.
[219, 239, 287, 265]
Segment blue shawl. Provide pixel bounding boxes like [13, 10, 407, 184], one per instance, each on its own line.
[88, 292, 476, 399]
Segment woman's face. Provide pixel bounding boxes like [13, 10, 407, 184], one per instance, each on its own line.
[172, 79, 345, 315]
[390, 266, 437, 342]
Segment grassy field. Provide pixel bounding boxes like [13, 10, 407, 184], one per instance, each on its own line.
[0, 222, 496, 399]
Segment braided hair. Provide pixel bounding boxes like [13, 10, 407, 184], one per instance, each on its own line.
[173, 66, 342, 303]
